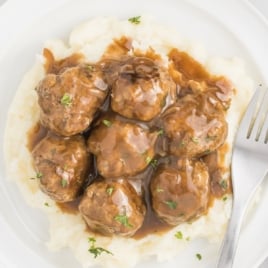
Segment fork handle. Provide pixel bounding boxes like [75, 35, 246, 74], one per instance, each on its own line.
[217, 151, 268, 268]
[217, 200, 246, 268]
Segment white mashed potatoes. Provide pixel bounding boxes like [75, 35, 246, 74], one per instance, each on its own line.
[4, 16, 254, 268]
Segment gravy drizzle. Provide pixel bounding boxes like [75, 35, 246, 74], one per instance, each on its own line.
[28, 37, 233, 239]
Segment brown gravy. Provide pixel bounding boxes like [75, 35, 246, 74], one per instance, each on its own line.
[28, 37, 232, 239]
[27, 122, 48, 151]
[43, 48, 83, 74]
[57, 197, 82, 215]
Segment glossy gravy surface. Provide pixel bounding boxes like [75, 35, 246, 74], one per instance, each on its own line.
[28, 37, 232, 238]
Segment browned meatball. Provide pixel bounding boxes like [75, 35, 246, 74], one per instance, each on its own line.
[162, 93, 227, 158]
[79, 179, 146, 236]
[110, 57, 176, 121]
[203, 150, 230, 197]
[150, 159, 209, 225]
[88, 117, 158, 178]
[36, 64, 108, 136]
[32, 134, 90, 202]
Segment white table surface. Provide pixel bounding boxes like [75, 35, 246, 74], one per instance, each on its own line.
[0, 0, 268, 267]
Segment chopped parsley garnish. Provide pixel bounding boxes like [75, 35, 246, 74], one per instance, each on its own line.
[61, 178, 68, 188]
[156, 187, 164, 193]
[144, 155, 158, 169]
[175, 231, 183, 240]
[145, 156, 152, 165]
[222, 196, 228, 201]
[114, 214, 133, 228]
[164, 200, 177, 210]
[203, 149, 211, 155]
[220, 179, 228, 190]
[88, 237, 113, 258]
[224, 104, 230, 111]
[86, 64, 95, 72]
[63, 164, 69, 170]
[44, 202, 49, 207]
[128, 16, 141, 25]
[205, 135, 218, 142]
[161, 97, 167, 108]
[150, 159, 158, 169]
[36, 172, 43, 179]
[157, 129, 164, 136]
[178, 141, 185, 148]
[60, 93, 72, 107]
[191, 137, 199, 144]
[102, 119, 112, 127]
[106, 187, 114, 196]
[196, 253, 202, 260]
[30, 172, 43, 180]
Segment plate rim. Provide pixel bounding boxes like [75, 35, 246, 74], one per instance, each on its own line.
[0, 1, 268, 266]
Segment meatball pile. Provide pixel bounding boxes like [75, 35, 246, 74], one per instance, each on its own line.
[31, 46, 232, 237]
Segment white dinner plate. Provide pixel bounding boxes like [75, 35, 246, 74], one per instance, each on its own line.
[0, 0, 268, 267]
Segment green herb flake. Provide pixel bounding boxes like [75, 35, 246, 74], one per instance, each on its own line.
[86, 64, 95, 72]
[150, 159, 158, 169]
[106, 187, 114, 196]
[164, 200, 177, 210]
[36, 172, 43, 179]
[204, 149, 211, 155]
[60, 93, 72, 107]
[175, 231, 183, 240]
[161, 96, 167, 108]
[196, 253, 202, 261]
[145, 156, 158, 169]
[220, 179, 228, 190]
[157, 128, 164, 136]
[156, 187, 164, 193]
[114, 214, 133, 228]
[44, 202, 49, 207]
[63, 164, 69, 171]
[222, 196, 228, 202]
[128, 16, 141, 25]
[205, 135, 218, 142]
[145, 156, 152, 165]
[178, 141, 185, 148]
[61, 178, 68, 188]
[191, 136, 199, 144]
[88, 237, 113, 258]
[30, 172, 43, 180]
[102, 119, 112, 127]
[224, 104, 230, 111]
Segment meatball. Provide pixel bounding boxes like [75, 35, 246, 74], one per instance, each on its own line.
[203, 150, 230, 197]
[32, 134, 90, 202]
[162, 93, 227, 157]
[88, 117, 158, 178]
[111, 57, 176, 121]
[36, 64, 108, 136]
[150, 159, 210, 225]
[79, 179, 146, 236]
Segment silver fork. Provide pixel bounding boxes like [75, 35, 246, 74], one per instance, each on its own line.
[217, 87, 268, 268]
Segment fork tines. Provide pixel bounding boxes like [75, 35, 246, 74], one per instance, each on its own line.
[246, 87, 268, 144]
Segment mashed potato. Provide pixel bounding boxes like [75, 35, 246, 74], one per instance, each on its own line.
[4, 16, 254, 268]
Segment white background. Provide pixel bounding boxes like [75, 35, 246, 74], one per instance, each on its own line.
[0, 0, 268, 267]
